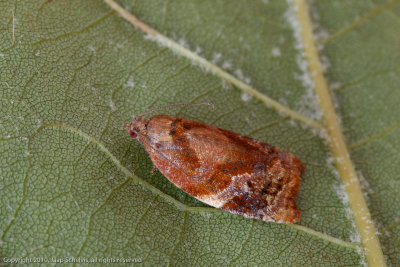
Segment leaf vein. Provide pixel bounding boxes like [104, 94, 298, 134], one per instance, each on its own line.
[228, 220, 255, 266]
[333, 66, 400, 92]
[349, 118, 400, 150]
[323, 0, 400, 44]
[0, 161, 31, 241]
[73, 177, 132, 264]
[20, 11, 114, 47]
[168, 210, 188, 266]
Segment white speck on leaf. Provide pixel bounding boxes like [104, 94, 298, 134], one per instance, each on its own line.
[178, 38, 189, 48]
[88, 45, 96, 54]
[201, 212, 212, 218]
[285, 0, 321, 120]
[222, 61, 232, 70]
[333, 179, 362, 258]
[212, 52, 222, 64]
[358, 171, 374, 203]
[330, 81, 342, 90]
[241, 93, 252, 102]
[109, 100, 116, 111]
[125, 76, 135, 88]
[271, 47, 281, 57]
[221, 80, 232, 90]
[195, 46, 202, 54]
[234, 69, 244, 80]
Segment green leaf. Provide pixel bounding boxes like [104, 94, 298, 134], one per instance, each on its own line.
[0, 0, 398, 266]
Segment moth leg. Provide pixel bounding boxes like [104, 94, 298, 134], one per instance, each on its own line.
[150, 165, 157, 174]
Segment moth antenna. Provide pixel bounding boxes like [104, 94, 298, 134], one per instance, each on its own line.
[135, 102, 214, 119]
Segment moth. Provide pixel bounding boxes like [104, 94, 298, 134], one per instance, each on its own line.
[124, 103, 305, 223]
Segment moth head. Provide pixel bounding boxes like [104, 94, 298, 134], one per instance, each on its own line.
[124, 116, 144, 139]
[124, 102, 213, 139]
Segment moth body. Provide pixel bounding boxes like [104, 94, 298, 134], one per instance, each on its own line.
[125, 114, 305, 223]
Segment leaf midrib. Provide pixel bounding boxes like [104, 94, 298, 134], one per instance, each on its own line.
[293, 0, 386, 266]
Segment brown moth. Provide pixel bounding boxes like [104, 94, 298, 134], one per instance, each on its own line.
[124, 103, 305, 223]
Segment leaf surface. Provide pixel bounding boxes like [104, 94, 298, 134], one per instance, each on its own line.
[1, 0, 398, 265]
